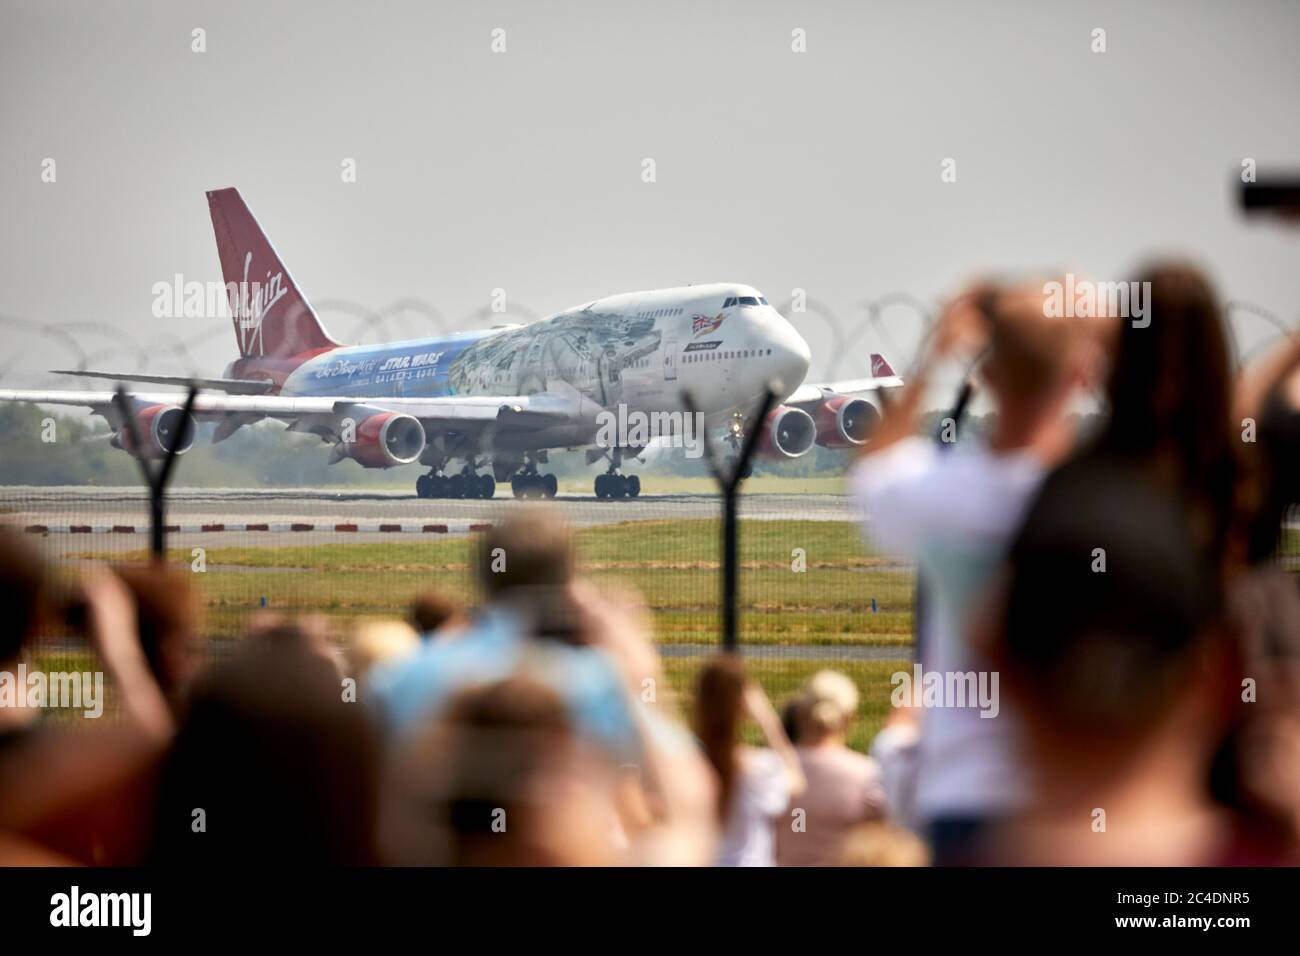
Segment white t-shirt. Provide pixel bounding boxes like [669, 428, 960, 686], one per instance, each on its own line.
[715, 748, 790, 867]
[852, 438, 1045, 823]
[869, 720, 921, 830]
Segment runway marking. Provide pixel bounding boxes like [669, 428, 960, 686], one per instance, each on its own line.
[19, 522, 493, 536]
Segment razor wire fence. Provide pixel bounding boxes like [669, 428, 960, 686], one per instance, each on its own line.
[5, 295, 1295, 391]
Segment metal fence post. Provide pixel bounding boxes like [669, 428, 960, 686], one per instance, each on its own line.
[684, 385, 778, 653]
[111, 385, 198, 559]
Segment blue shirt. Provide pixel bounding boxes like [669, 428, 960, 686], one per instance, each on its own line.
[367, 607, 642, 763]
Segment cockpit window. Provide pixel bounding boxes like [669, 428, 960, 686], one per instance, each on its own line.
[723, 297, 736, 307]
[737, 296, 759, 306]
[759, 296, 769, 305]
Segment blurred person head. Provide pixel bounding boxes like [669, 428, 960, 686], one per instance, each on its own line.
[988, 457, 1243, 863]
[408, 590, 464, 637]
[151, 621, 379, 865]
[795, 670, 860, 745]
[837, 821, 930, 867]
[930, 280, 1091, 464]
[693, 654, 747, 821]
[1000, 459, 1225, 748]
[476, 507, 581, 642]
[347, 618, 419, 681]
[976, 282, 1086, 414]
[112, 562, 204, 714]
[1093, 261, 1239, 559]
[382, 675, 619, 866]
[0, 530, 46, 667]
[477, 506, 575, 598]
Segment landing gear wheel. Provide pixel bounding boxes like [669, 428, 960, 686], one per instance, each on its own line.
[416, 474, 432, 498]
[511, 471, 553, 499]
[477, 474, 495, 499]
[596, 474, 634, 499]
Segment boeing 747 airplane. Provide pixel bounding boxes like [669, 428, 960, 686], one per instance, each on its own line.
[0, 189, 903, 498]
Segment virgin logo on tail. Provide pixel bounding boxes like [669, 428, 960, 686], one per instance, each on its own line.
[231, 252, 288, 357]
[870, 353, 896, 377]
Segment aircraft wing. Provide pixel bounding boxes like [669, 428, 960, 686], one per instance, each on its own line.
[784, 374, 904, 406]
[0, 388, 595, 431]
[784, 352, 904, 407]
[50, 369, 274, 395]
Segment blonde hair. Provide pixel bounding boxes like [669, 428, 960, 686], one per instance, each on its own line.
[836, 822, 930, 867]
[348, 619, 419, 679]
[798, 670, 859, 737]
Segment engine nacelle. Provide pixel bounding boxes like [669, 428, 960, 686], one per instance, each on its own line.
[346, 412, 427, 468]
[756, 405, 817, 459]
[111, 404, 196, 458]
[813, 396, 879, 448]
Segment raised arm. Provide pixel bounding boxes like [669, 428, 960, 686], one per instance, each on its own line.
[81, 570, 175, 743]
[743, 681, 806, 799]
[859, 286, 991, 458]
[1236, 329, 1300, 424]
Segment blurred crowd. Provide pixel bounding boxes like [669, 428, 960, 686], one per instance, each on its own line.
[0, 260, 1298, 867]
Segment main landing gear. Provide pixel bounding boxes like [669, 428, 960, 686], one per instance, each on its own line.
[510, 463, 558, 499]
[416, 468, 495, 499]
[594, 470, 640, 499]
[592, 447, 641, 499]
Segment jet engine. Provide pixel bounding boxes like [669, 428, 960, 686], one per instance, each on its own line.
[812, 395, 879, 448]
[756, 405, 817, 459]
[338, 412, 427, 468]
[110, 404, 196, 458]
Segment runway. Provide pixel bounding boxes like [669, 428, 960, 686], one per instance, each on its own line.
[2, 486, 859, 523]
[1, 485, 863, 552]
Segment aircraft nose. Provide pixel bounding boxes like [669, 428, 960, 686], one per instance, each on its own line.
[768, 318, 812, 395]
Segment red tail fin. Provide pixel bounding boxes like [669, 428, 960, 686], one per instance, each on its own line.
[870, 353, 897, 377]
[207, 188, 339, 358]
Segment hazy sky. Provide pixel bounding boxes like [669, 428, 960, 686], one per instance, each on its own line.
[2, 0, 1298, 395]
